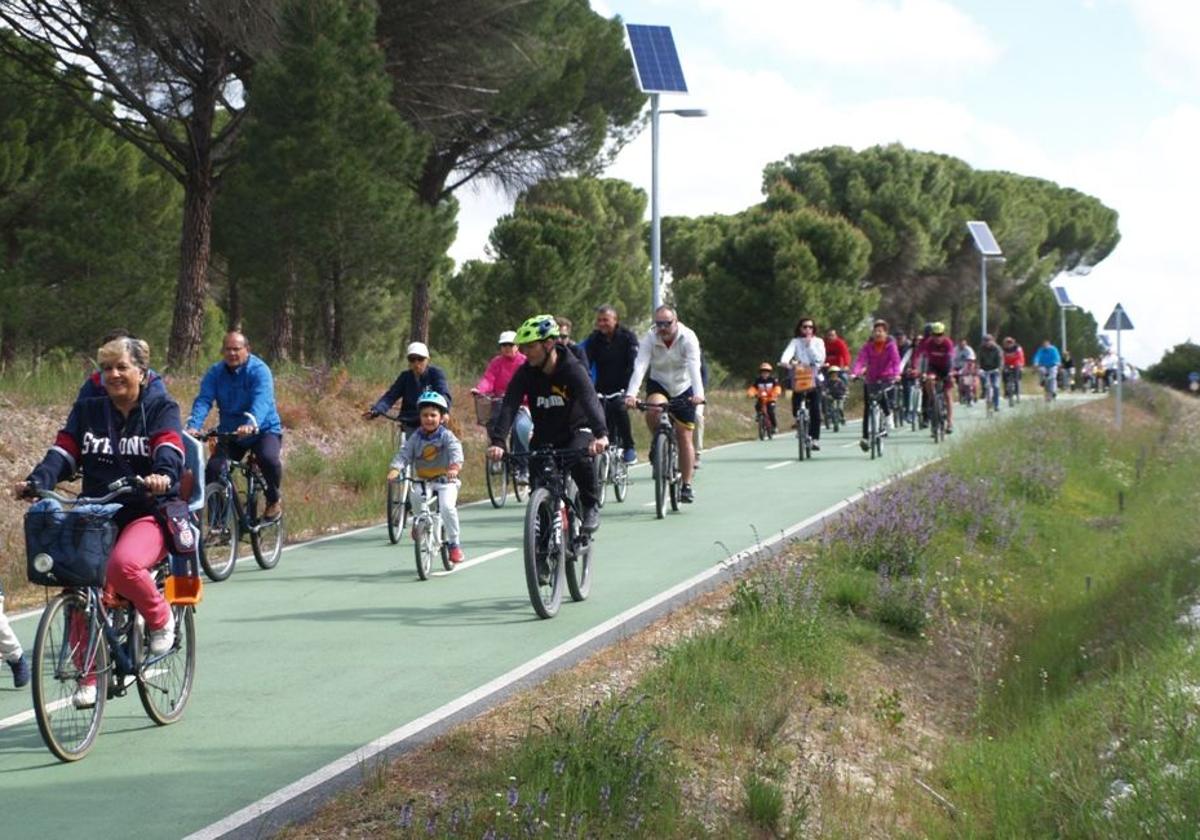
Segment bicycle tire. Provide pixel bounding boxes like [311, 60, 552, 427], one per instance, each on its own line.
[796, 409, 808, 461]
[200, 483, 237, 581]
[832, 402, 842, 433]
[523, 488, 565, 619]
[512, 467, 527, 502]
[565, 496, 592, 602]
[652, 432, 669, 519]
[932, 394, 946, 443]
[249, 487, 283, 570]
[440, 520, 454, 572]
[594, 451, 608, 508]
[485, 454, 508, 509]
[32, 591, 107, 762]
[413, 519, 433, 580]
[869, 404, 879, 460]
[386, 478, 404, 542]
[668, 439, 680, 512]
[613, 457, 629, 502]
[757, 412, 767, 441]
[136, 604, 196, 725]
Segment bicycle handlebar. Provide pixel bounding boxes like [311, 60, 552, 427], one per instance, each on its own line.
[633, 396, 705, 411]
[22, 475, 144, 505]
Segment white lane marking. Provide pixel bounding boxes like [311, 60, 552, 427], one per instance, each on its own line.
[641, 501, 657, 508]
[765, 461, 792, 470]
[431, 547, 516, 576]
[183, 464, 936, 840]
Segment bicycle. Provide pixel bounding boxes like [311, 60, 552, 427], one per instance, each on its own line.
[902, 374, 921, 431]
[521, 447, 593, 619]
[378, 413, 416, 543]
[197, 431, 284, 580]
[410, 479, 455, 580]
[957, 363, 977, 406]
[981, 369, 1000, 417]
[862, 382, 893, 459]
[635, 395, 698, 519]
[1003, 366, 1021, 407]
[925, 374, 948, 444]
[1038, 365, 1058, 402]
[820, 371, 846, 433]
[473, 394, 528, 509]
[747, 384, 778, 440]
[790, 364, 816, 461]
[23, 477, 198, 761]
[594, 392, 631, 506]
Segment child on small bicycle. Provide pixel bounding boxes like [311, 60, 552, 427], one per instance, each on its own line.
[746, 362, 782, 432]
[386, 391, 466, 564]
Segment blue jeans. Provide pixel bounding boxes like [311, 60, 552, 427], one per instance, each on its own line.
[982, 369, 1000, 409]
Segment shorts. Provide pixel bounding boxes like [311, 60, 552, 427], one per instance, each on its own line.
[646, 379, 697, 428]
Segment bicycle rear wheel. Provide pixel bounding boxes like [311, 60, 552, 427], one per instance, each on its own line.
[200, 484, 237, 581]
[565, 496, 592, 602]
[652, 432, 669, 519]
[136, 604, 196, 725]
[485, 455, 508, 508]
[249, 488, 284, 569]
[523, 488, 565, 618]
[32, 591, 107, 762]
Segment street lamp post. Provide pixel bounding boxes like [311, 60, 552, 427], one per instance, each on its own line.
[650, 95, 706, 312]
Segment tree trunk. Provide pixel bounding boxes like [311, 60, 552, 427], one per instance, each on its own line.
[227, 270, 242, 331]
[0, 322, 14, 372]
[167, 157, 215, 370]
[409, 275, 431, 344]
[268, 259, 297, 363]
[330, 264, 346, 363]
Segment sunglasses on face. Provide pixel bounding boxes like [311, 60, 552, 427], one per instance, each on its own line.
[800, 324, 814, 331]
[408, 355, 426, 363]
[654, 320, 675, 329]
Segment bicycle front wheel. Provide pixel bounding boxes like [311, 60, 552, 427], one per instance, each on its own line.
[523, 488, 565, 618]
[136, 605, 196, 725]
[757, 412, 767, 440]
[249, 491, 284, 569]
[413, 519, 434, 580]
[796, 410, 808, 461]
[613, 458, 629, 503]
[594, 451, 608, 508]
[200, 484, 237, 581]
[486, 455, 508, 508]
[652, 433, 669, 520]
[32, 591, 107, 762]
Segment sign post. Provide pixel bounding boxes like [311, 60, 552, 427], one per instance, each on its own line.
[1103, 304, 1134, 428]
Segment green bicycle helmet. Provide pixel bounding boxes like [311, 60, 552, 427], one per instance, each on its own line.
[416, 390, 448, 413]
[931, 321, 946, 335]
[513, 314, 560, 344]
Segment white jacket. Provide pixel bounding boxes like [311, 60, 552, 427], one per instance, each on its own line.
[779, 337, 826, 371]
[627, 322, 705, 400]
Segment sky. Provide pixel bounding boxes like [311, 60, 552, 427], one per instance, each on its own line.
[447, 0, 1199, 367]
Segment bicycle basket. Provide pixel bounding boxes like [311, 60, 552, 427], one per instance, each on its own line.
[792, 367, 816, 392]
[25, 508, 118, 587]
[474, 393, 500, 426]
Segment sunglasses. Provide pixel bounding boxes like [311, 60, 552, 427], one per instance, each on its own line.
[407, 355, 426, 362]
[800, 324, 815, 331]
[654, 320, 675, 329]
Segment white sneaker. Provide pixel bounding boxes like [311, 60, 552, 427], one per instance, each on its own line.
[72, 683, 97, 709]
[886, 415, 895, 430]
[148, 611, 176, 656]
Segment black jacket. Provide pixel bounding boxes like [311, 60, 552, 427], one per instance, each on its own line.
[490, 345, 607, 449]
[583, 325, 639, 394]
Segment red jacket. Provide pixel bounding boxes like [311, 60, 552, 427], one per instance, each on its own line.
[824, 336, 851, 368]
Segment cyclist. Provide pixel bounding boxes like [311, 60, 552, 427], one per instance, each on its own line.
[488, 315, 608, 533]
[387, 391, 465, 564]
[582, 304, 639, 464]
[850, 319, 901, 451]
[779, 316, 826, 450]
[823, 327, 852, 384]
[15, 336, 185, 705]
[472, 330, 531, 482]
[186, 331, 284, 521]
[364, 341, 452, 426]
[1032, 339, 1062, 400]
[954, 338, 977, 402]
[977, 334, 1003, 411]
[555, 315, 589, 367]
[914, 322, 957, 432]
[747, 362, 782, 433]
[1002, 336, 1025, 399]
[0, 580, 30, 687]
[624, 305, 705, 503]
[895, 331, 918, 424]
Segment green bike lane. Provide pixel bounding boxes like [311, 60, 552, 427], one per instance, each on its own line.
[0, 398, 1060, 838]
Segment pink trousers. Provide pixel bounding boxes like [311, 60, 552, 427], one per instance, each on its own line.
[106, 516, 170, 631]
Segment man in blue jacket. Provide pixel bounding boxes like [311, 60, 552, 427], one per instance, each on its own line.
[186, 331, 284, 519]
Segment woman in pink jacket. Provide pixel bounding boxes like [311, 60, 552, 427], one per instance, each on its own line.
[850, 320, 902, 451]
[472, 331, 532, 480]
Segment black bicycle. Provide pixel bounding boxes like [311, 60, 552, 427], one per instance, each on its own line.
[197, 431, 284, 580]
[378, 413, 415, 544]
[1003, 366, 1021, 407]
[925, 374, 948, 444]
[473, 394, 528, 509]
[521, 447, 593, 619]
[636, 395, 698, 519]
[820, 370, 847, 433]
[594, 392, 631, 506]
[23, 478, 198, 761]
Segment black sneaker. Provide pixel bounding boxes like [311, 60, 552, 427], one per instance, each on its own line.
[581, 505, 600, 533]
[679, 484, 695, 503]
[6, 654, 30, 688]
[859, 438, 869, 452]
[810, 441, 820, 451]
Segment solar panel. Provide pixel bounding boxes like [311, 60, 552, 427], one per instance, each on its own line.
[626, 24, 689, 93]
[966, 220, 1002, 256]
[1052, 286, 1074, 307]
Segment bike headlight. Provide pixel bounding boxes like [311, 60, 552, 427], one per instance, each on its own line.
[33, 553, 54, 574]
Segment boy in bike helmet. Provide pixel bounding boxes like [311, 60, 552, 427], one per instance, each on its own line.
[387, 391, 465, 563]
[747, 362, 782, 433]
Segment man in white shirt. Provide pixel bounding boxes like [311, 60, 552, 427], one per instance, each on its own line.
[625, 305, 705, 503]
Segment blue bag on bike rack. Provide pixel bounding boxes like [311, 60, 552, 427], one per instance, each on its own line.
[25, 501, 119, 587]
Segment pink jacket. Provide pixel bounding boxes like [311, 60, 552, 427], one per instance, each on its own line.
[850, 339, 901, 384]
[475, 352, 527, 396]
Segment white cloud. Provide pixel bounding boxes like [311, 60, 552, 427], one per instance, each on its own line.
[1126, 0, 1200, 91]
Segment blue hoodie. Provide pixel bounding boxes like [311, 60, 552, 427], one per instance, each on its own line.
[1032, 344, 1063, 368]
[186, 354, 282, 437]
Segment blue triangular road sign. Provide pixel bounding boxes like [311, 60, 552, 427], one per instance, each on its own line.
[1104, 304, 1134, 331]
